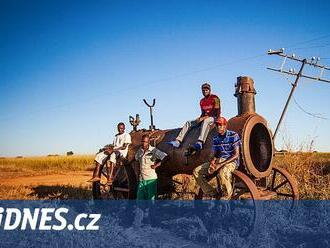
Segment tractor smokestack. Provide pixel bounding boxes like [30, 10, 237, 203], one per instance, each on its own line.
[234, 76, 256, 115]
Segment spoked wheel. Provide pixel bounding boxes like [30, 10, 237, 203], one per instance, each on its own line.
[232, 171, 261, 200]
[194, 170, 261, 200]
[92, 161, 137, 200]
[267, 166, 299, 200]
[230, 171, 261, 237]
[194, 170, 261, 237]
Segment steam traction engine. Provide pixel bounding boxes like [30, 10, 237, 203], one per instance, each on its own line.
[92, 76, 299, 201]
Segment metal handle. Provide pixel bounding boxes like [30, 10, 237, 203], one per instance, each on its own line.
[143, 99, 156, 107]
[143, 98, 156, 130]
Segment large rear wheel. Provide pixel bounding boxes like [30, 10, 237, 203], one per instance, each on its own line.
[92, 160, 137, 200]
[194, 171, 261, 237]
[266, 166, 299, 200]
[194, 170, 261, 200]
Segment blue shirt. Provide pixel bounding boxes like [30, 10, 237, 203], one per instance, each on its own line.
[212, 130, 241, 167]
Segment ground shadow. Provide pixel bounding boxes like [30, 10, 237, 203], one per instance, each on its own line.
[313, 161, 330, 176]
[322, 163, 330, 176]
[29, 185, 92, 200]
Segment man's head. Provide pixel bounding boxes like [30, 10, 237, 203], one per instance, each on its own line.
[141, 134, 150, 151]
[215, 117, 227, 135]
[117, 122, 125, 134]
[201, 82, 211, 97]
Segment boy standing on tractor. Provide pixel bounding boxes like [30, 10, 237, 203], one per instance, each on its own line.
[168, 82, 221, 151]
[88, 122, 131, 185]
[135, 134, 168, 200]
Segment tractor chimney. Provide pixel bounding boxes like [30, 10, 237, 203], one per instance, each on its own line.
[234, 76, 257, 115]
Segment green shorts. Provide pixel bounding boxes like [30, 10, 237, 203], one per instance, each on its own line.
[137, 179, 157, 200]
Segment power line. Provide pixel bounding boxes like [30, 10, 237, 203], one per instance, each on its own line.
[0, 53, 266, 122]
[286, 34, 330, 49]
[268, 49, 330, 139]
[294, 43, 330, 51]
[283, 74, 328, 120]
[292, 95, 328, 120]
[2, 34, 330, 123]
[267, 50, 330, 83]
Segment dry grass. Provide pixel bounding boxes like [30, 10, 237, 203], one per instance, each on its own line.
[274, 152, 330, 200]
[170, 153, 330, 200]
[0, 155, 94, 200]
[0, 155, 94, 179]
[0, 153, 329, 200]
[0, 184, 92, 200]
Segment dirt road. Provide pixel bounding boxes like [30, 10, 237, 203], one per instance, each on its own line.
[0, 171, 93, 200]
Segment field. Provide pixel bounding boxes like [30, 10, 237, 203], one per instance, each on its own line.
[0, 155, 94, 200]
[0, 153, 329, 200]
[273, 152, 330, 200]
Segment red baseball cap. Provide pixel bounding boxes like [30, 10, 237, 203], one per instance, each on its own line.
[215, 117, 227, 125]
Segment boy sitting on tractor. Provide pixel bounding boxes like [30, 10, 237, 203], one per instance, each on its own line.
[88, 122, 131, 185]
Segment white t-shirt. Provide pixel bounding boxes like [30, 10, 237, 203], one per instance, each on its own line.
[113, 132, 131, 157]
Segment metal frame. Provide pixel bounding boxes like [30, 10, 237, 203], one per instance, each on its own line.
[267, 49, 330, 139]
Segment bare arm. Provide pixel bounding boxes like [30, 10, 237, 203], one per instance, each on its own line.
[215, 146, 239, 170]
[151, 155, 169, 169]
[215, 107, 221, 119]
[113, 143, 129, 152]
[207, 151, 217, 174]
[150, 149, 168, 169]
[196, 116, 209, 123]
[208, 147, 239, 174]
[208, 150, 217, 164]
[215, 96, 221, 119]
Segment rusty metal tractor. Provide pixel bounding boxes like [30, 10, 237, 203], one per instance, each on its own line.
[92, 76, 299, 201]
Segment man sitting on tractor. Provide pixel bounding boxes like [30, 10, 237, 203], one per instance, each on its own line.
[135, 134, 168, 200]
[193, 117, 241, 200]
[168, 82, 221, 151]
[88, 122, 131, 185]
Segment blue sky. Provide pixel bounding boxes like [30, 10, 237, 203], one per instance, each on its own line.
[1, 0, 330, 156]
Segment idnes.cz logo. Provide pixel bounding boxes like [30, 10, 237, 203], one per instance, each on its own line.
[0, 207, 101, 231]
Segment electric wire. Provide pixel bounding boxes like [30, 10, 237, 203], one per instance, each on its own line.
[285, 34, 330, 49]
[283, 75, 328, 120]
[294, 43, 330, 51]
[1, 34, 330, 122]
[0, 53, 266, 122]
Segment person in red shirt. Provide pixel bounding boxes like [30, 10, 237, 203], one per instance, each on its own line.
[168, 82, 221, 150]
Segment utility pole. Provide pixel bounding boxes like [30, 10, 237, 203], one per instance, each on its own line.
[267, 48, 330, 140]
